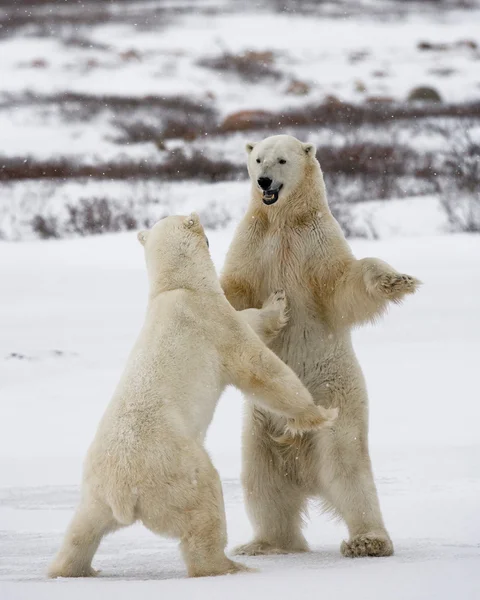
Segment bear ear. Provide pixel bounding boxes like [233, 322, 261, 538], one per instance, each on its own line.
[183, 212, 201, 230]
[246, 142, 256, 154]
[137, 230, 149, 246]
[302, 142, 316, 157]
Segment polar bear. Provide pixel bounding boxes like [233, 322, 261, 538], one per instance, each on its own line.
[48, 213, 338, 580]
[221, 135, 420, 558]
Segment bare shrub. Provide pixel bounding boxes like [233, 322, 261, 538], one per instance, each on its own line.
[319, 143, 412, 177]
[329, 201, 357, 238]
[29, 198, 150, 239]
[60, 34, 110, 51]
[438, 125, 480, 232]
[18, 184, 172, 241]
[65, 197, 151, 236]
[0, 157, 81, 180]
[115, 114, 216, 145]
[220, 99, 480, 133]
[108, 94, 217, 144]
[220, 110, 276, 133]
[0, 151, 242, 183]
[441, 193, 480, 232]
[161, 150, 243, 182]
[160, 118, 210, 141]
[114, 122, 162, 144]
[329, 200, 378, 239]
[32, 215, 60, 239]
[442, 127, 480, 194]
[198, 201, 232, 230]
[0, 1, 178, 39]
[199, 51, 282, 83]
[0, 92, 217, 126]
[29, 196, 161, 240]
[319, 139, 437, 203]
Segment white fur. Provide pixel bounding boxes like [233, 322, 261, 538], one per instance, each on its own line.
[222, 135, 421, 558]
[48, 213, 337, 580]
[246, 137, 315, 201]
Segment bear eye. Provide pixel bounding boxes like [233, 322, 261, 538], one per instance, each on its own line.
[256, 158, 261, 164]
[279, 158, 287, 164]
[205, 236, 209, 248]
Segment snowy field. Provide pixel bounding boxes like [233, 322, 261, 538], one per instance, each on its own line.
[1, 0, 479, 240]
[1, 0, 479, 597]
[1, 228, 480, 599]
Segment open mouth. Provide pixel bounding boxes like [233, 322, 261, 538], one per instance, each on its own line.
[262, 184, 283, 205]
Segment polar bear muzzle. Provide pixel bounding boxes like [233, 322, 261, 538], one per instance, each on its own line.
[262, 184, 283, 205]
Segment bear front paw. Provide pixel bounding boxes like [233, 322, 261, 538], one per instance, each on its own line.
[260, 290, 289, 341]
[262, 289, 287, 312]
[286, 406, 338, 435]
[375, 272, 420, 300]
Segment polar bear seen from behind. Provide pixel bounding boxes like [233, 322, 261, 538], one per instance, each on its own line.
[48, 213, 337, 580]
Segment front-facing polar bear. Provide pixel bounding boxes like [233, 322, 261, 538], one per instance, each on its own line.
[221, 135, 420, 558]
[48, 213, 337, 580]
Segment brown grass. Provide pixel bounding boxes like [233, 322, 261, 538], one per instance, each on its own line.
[220, 99, 480, 133]
[319, 142, 436, 178]
[65, 197, 143, 236]
[198, 51, 282, 83]
[0, 151, 243, 183]
[114, 115, 216, 144]
[0, 92, 214, 117]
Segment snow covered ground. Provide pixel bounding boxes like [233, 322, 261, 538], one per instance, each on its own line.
[1, 228, 479, 599]
[1, 0, 479, 243]
[0, 176, 453, 241]
[1, 0, 479, 248]
[1, 0, 479, 597]
[3, 2, 480, 113]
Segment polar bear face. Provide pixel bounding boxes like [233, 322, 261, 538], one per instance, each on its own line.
[246, 134, 316, 206]
[137, 214, 211, 291]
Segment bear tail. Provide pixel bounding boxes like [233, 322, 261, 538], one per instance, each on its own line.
[107, 486, 137, 526]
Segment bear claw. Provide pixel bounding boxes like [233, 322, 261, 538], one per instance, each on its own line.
[341, 533, 393, 558]
[377, 273, 420, 298]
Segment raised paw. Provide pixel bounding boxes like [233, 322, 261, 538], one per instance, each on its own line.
[262, 289, 287, 311]
[233, 540, 308, 556]
[376, 272, 420, 300]
[259, 290, 289, 342]
[286, 405, 338, 435]
[341, 533, 394, 558]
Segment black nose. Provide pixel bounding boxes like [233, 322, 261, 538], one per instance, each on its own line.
[258, 177, 272, 190]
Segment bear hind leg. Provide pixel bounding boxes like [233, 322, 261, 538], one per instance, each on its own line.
[234, 409, 309, 556]
[234, 481, 309, 556]
[320, 438, 393, 558]
[140, 447, 251, 578]
[179, 505, 252, 577]
[48, 496, 120, 578]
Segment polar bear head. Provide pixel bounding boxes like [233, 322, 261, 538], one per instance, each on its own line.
[246, 134, 322, 208]
[137, 213, 217, 294]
